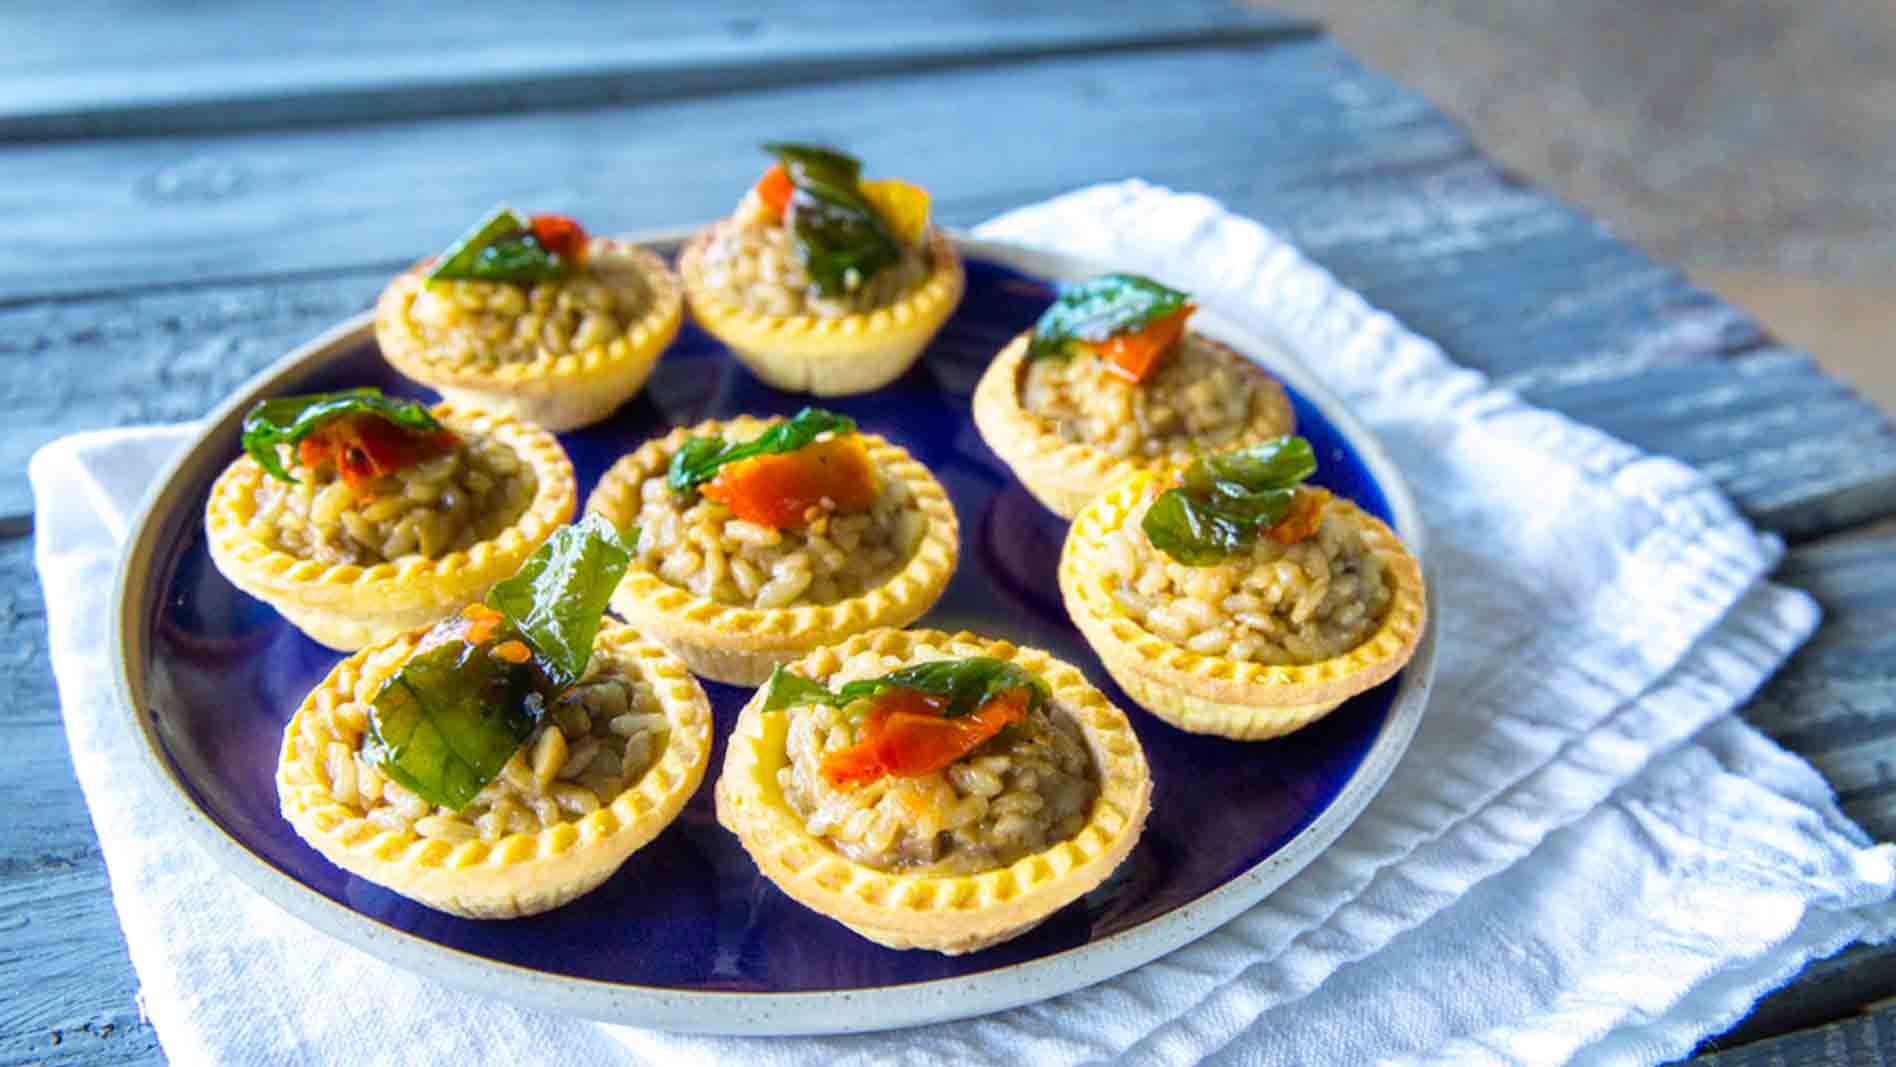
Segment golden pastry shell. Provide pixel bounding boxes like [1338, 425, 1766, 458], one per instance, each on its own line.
[971, 331, 1296, 520]
[678, 225, 964, 396]
[714, 627, 1152, 954]
[277, 620, 713, 918]
[1060, 472, 1426, 740]
[204, 403, 576, 651]
[375, 239, 683, 431]
[585, 418, 959, 686]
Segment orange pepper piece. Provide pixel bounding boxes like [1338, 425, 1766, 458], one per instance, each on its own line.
[1266, 486, 1331, 545]
[528, 213, 589, 263]
[489, 639, 532, 665]
[1097, 303, 1195, 384]
[753, 163, 795, 222]
[296, 414, 460, 489]
[821, 688, 1030, 790]
[700, 435, 880, 529]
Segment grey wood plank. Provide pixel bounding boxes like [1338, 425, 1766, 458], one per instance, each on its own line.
[1690, 1001, 1895, 1065]
[0, 534, 160, 1066]
[0, 37, 1456, 301]
[0, 1, 1310, 141]
[1532, 348, 1896, 540]
[1742, 531, 1896, 841]
[1, 38, 1887, 536]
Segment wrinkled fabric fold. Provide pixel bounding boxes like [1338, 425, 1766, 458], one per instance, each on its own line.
[29, 181, 1893, 1067]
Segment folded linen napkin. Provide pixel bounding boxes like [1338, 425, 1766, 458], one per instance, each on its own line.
[31, 181, 1895, 1066]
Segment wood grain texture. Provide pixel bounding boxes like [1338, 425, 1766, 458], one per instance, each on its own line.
[1, 38, 1888, 536]
[0, 2, 1308, 140]
[1742, 532, 1896, 841]
[3, 19, 1892, 1065]
[0, 536, 160, 1065]
[1691, 1002, 1896, 1065]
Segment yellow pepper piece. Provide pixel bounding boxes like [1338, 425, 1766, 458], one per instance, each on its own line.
[860, 179, 931, 247]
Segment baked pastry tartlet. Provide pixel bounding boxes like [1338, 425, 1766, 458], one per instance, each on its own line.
[679, 143, 964, 395]
[587, 408, 958, 685]
[376, 205, 683, 431]
[716, 628, 1150, 954]
[974, 273, 1295, 519]
[1060, 437, 1426, 740]
[278, 517, 712, 918]
[206, 389, 576, 651]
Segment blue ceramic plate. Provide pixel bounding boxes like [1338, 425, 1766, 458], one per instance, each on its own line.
[113, 233, 1434, 1034]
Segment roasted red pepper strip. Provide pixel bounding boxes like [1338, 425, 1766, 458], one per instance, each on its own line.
[820, 687, 1030, 789]
[752, 163, 795, 222]
[1097, 303, 1195, 383]
[528, 214, 589, 263]
[700, 434, 880, 529]
[295, 414, 460, 489]
[1265, 486, 1331, 545]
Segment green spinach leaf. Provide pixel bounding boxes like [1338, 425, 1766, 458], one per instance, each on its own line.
[1141, 436, 1317, 566]
[362, 636, 553, 811]
[484, 514, 632, 689]
[758, 657, 1049, 721]
[364, 516, 634, 810]
[763, 143, 900, 298]
[240, 388, 445, 484]
[425, 204, 571, 285]
[665, 407, 857, 491]
[1027, 273, 1191, 361]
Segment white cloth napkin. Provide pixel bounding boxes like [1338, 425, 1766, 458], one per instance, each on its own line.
[32, 181, 1896, 1066]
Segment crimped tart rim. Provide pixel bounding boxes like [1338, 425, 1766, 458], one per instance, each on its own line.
[715, 627, 1151, 949]
[1061, 471, 1427, 712]
[971, 330, 1296, 518]
[277, 621, 712, 903]
[585, 418, 960, 657]
[204, 403, 576, 605]
[375, 238, 683, 388]
[678, 225, 963, 351]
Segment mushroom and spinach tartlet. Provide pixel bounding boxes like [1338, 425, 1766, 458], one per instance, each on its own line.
[205, 389, 575, 650]
[1060, 436, 1425, 740]
[716, 628, 1150, 954]
[974, 274, 1295, 519]
[376, 205, 682, 431]
[586, 408, 958, 685]
[679, 144, 964, 395]
[278, 516, 712, 918]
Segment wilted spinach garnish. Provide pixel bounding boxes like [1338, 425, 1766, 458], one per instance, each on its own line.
[665, 406, 856, 492]
[759, 657, 1050, 721]
[1140, 436, 1318, 566]
[1026, 273, 1191, 361]
[240, 388, 446, 484]
[362, 514, 633, 810]
[425, 204, 573, 285]
[762, 143, 900, 298]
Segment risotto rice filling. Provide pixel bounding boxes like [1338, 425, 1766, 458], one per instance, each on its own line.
[308, 642, 668, 842]
[1021, 334, 1284, 460]
[776, 652, 1099, 875]
[1104, 497, 1393, 665]
[696, 217, 930, 319]
[250, 434, 537, 566]
[628, 458, 926, 610]
[400, 242, 656, 367]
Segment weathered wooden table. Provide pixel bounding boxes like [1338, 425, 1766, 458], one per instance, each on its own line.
[3, 5, 1891, 1064]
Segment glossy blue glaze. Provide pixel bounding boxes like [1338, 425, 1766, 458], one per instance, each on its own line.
[142, 257, 1397, 992]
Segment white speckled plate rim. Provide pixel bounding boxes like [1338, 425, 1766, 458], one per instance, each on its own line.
[110, 228, 1437, 1035]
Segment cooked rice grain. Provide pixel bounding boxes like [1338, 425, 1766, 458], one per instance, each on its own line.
[1103, 500, 1392, 664]
[249, 434, 535, 566]
[315, 646, 668, 839]
[696, 219, 928, 319]
[1021, 334, 1286, 460]
[775, 647, 1098, 875]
